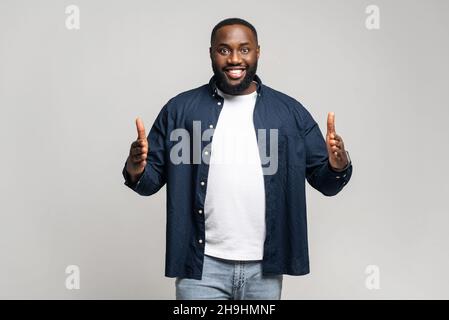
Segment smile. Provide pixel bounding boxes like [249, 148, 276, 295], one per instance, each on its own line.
[224, 68, 246, 80]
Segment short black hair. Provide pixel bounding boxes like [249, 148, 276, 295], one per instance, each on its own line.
[210, 18, 258, 46]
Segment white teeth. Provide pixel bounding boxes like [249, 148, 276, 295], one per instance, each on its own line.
[229, 69, 243, 75]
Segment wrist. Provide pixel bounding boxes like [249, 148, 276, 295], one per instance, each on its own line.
[329, 151, 351, 172]
[125, 160, 142, 183]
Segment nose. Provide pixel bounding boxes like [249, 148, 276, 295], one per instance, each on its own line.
[227, 50, 242, 65]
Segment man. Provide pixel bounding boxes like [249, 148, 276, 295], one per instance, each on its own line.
[123, 18, 353, 300]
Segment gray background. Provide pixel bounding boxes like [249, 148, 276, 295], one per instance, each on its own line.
[1, 0, 448, 299]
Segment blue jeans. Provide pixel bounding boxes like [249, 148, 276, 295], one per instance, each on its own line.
[175, 254, 283, 300]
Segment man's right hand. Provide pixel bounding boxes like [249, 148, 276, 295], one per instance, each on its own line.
[126, 117, 148, 183]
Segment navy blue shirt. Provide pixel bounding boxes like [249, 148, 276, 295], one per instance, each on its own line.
[123, 75, 353, 280]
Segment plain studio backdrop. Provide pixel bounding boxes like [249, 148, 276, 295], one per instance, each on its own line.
[0, 0, 448, 299]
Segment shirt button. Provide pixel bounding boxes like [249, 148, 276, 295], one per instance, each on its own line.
[204, 150, 209, 155]
[200, 181, 205, 186]
[209, 124, 214, 129]
[198, 209, 203, 214]
[217, 102, 221, 106]
[198, 239, 203, 244]
[336, 176, 340, 179]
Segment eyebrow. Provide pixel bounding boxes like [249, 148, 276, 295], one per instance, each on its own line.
[216, 42, 251, 47]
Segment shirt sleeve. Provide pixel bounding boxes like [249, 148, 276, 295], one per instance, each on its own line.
[122, 104, 169, 196]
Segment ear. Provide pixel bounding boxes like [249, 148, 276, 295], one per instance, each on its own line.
[209, 46, 212, 59]
[256, 45, 260, 59]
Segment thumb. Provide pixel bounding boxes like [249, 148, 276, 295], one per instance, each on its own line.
[327, 112, 336, 135]
[136, 117, 146, 140]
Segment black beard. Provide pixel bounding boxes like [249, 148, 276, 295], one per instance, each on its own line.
[212, 60, 258, 95]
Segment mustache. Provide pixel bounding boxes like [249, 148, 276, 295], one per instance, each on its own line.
[223, 65, 247, 70]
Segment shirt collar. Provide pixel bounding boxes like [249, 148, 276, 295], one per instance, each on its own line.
[208, 74, 263, 96]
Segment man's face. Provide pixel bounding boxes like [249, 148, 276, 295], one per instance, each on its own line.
[210, 24, 260, 95]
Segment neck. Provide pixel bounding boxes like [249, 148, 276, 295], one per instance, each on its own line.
[238, 81, 257, 95]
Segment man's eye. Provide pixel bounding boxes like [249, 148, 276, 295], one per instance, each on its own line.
[219, 48, 230, 54]
[241, 48, 249, 54]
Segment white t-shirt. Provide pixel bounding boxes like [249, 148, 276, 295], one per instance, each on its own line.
[203, 87, 266, 261]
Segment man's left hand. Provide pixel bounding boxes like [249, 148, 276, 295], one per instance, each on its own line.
[326, 112, 349, 171]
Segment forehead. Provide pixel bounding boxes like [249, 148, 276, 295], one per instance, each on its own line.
[213, 24, 256, 46]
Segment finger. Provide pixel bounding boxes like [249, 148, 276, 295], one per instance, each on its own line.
[331, 145, 341, 152]
[130, 144, 143, 156]
[331, 144, 341, 150]
[130, 154, 142, 163]
[330, 146, 344, 155]
[130, 150, 147, 160]
[132, 139, 147, 148]
[136, 117, 147, 140]
[131, 147, 148, 156]
[335, 135, 344, 149]
[139, 138, 148, 147]
[327, 112, 336, 135]
[333, 133, 343, 141]
[332, 151, 343, 161]
[328, 139, 343, 151]
[132, 154, 147, 162]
